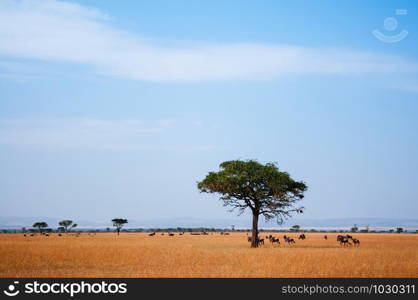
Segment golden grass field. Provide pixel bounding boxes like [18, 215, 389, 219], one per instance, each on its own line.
[0, 232, 417, 278]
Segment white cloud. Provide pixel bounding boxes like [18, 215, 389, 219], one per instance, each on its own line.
[0, 0, 417, 82]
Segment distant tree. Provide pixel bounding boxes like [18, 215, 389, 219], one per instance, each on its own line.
[58, 220, 77, 233]
[291, 225, 301, 232]
[389, 229, 394, 233]
[351, 224, 359, 233]
[21, 227, 26, 233]
[396, 227, 404, 233]
[112, 218, 128, 235]
[198, 160, 307, 248]
[32, 222, 48, 234]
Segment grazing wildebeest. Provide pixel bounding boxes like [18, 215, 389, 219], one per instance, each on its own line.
[285, 237, 295, 244]
[337, 235, 351, 246]
[352, 238, 360, 246]
[298, 234, 306, 240]
[23, 234, 27, 237]
[324, 235, 328, 240]
[169, 233, 175, 237]
[270, 237, 280, 245]
[58, 233, 62, 237]
[149, 232, 156, 236]
[45, 234, 49, 237]
[247, 236, 264, 246]
[30, 234, 35, 237]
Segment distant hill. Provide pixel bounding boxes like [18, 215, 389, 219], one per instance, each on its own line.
[1, 216, 417, 231]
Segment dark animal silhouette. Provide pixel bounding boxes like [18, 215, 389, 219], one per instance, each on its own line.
[149, 232, 156, 236]
[324, 235, 328, 240]
[285, 237, 295, 244]
[247, 236, 264, 245]
[298, 234, 306, 240]
[337, 235, 351, 246]
[270, 237, 280, 245]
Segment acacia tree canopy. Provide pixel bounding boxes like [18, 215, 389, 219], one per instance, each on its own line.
[33, 222, 48, 233]
[112, 218, 128, 235]
[197, 160, 307, 247]
[58, 220, 77, 233]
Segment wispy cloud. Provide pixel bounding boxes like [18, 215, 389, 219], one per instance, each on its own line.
[0, 118, 175, 150]
[0, 118, 218, 152]
[1, 0, 417, 82]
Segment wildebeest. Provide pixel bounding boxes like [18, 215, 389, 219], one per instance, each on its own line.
[352, 238, 360, 246]
[247, 236, 264, 245]
[283, 236, 296, 245]
[337, 235, 351, 246]
[269, 237, 280, 245]
[149, 232, 156, 236]
[58, 233, 62, 237]
[324, 235, 328, 240]
[169, 233, 175, 237]
[298, 234, 306, 240]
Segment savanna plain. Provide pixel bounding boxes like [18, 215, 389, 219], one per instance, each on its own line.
[1, 233, 417, 278]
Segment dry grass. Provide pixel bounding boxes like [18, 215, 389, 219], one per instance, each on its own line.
[0, 233, 417, 278]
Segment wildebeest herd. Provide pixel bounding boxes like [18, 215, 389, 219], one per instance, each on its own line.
[336, 234, 361, 246]
[147, 231, 362, 248]
[246, 233, 361, 247]
[24, 231, 360, 248]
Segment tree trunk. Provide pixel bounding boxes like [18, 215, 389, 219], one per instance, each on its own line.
[117, 228, 120, 235]
[251, 213, 259, 248]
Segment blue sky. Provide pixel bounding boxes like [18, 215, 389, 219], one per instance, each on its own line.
[0, 0, 417, 226]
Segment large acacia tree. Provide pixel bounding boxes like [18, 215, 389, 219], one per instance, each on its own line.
[197, 160, 307, 248]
